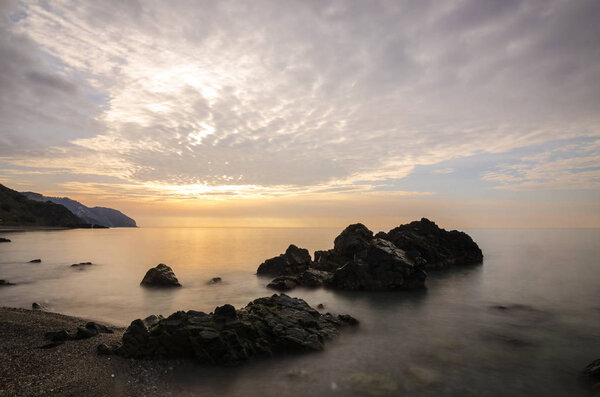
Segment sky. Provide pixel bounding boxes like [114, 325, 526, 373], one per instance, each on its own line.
[1, 0, 599, 228]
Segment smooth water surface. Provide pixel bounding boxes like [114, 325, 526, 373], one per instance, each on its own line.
[1, 227, 599, 396]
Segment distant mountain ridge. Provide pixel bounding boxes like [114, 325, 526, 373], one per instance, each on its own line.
[0, 184, 88, 228]
[22, 192, 137, 228]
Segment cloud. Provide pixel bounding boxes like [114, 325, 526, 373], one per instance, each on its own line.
[0, 0, 599, 201]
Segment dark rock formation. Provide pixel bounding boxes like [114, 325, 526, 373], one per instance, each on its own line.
[29, 259, 41, 263]
[257, 244, 312, 276]
[0, 237, 10, 243]
[112, 294, 358, 366]
[583, 358, 600, 379]
[266, 269, 333, 291]
[140, 264, 181, 287]
[22, 191, 137, 227]
[208, 277, 222, 284]
[0, 183, 90, 228]
[0, 280, 15, 286]
[376, 218, 483, 269]
[71, 262, 92, 267]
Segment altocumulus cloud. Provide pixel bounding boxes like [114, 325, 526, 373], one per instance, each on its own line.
[0, 0, 599, 198]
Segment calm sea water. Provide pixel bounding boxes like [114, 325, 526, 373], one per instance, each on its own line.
[1, 227, 599, 396]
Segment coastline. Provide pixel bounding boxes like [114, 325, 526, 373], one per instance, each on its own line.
[0, 307, 184, 396]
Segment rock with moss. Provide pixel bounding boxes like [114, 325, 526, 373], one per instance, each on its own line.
[112, 294, 358, 366]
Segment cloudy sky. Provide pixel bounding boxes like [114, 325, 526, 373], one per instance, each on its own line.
[1, 0, 599, 228]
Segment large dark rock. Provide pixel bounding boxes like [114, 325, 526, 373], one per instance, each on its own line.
[140, 263, 181, 287]
[325, 225, 426, 291]
[112, 294, 358, 366]
[376, 218, 483, 269]
[257, 244, 312, 276]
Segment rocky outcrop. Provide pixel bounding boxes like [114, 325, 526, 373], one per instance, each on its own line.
[0, 237, 10, 243]
[140, 264, 181, 287]
[110, 294, 358, 366]
[257, 244, 312, 276]
[376, 218, 483, 269]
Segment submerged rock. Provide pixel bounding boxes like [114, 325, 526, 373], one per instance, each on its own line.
[112, 294, 358, 366]
[29, 259, 42, 263]
[376, 218, 483, 269]
[208, 277, 222, 284]
[257, 244, 312, 276]
[71, 262, 93, 267]
[140, 263, 181, 287]
[0, 279, 15, 286]
[0, 237, 10, 243]
[267, 276, 299, 291]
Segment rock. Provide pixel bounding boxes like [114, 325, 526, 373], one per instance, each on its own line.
[313, 250, 347, 272]
[32, 302, 46, 310]
[317, 303, 325, 309]
[299, 268, 332, 287]
[377, 218, 483, 269]
[328, 237, 426, 291]
[45, 330, 72, 342]
[257, 244, 312, 276]
[267, 276, 299, 291]
[140, 263, 181, 287]
[346, 372, 399, 397]
[583, 358, 600, 380]
[0, 237, 10, 243]
[0, 279, 15, 286]
[29, 259, 41, 263]
[333, 223, 374, 258]
[71, 262, 93, 267]
[97, 343, 112, 355]
[208, 277, 222, 284]
[112, 294, 358, 366]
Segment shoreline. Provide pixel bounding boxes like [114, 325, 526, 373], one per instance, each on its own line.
[0, 307, 185, 396]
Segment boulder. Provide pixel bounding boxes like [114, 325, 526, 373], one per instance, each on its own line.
[29, 259, 42, 263]
[267, 276, 299, 291]
[0, 237, 10, 243]
[257, 244, 312, 276]
[112, 294, 358, 366]
[377, 218, 483, 269]
[140, 263, 181, 287]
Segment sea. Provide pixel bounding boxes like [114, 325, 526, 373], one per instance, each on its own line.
[0, 227, 599, 396]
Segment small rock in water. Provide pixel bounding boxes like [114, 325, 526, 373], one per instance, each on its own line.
[140, 263, 181, 287]
[29, 259, 42, 263]
[208, 277, 222, 284]
[71, 262, 93, 267]
[0, 237, 10, 243]
[32, 302, 47, 310]
[267, 276, 299, 291]
[0, 279, 15, 286]
[317, 303, 325, 309]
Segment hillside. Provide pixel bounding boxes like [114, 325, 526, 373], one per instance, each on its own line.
[0, 184, 89, 228]
[22, 192, 137, 228]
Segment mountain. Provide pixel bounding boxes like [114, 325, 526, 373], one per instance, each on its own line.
[0, 184, 89, 228]
[22, 192, 137, 228]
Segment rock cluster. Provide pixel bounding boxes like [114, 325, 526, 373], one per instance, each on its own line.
[110, 294, 358, 366]
[42, 321, 113, 348]
[258, 219, 482, 291]
[140, 263, 181, 287]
